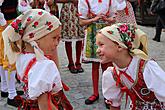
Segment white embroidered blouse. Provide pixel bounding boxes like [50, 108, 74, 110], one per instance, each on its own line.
[102, 56, 165, 107]
[16, 53, 63, 100]
[78, 0, 118, 19]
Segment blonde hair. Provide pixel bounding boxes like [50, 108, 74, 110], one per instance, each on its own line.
[10, 40, 26, 53]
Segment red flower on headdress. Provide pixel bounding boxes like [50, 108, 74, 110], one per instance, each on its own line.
[107, 30, 113, 34]
[46, 21, 52, 26]
[38, 11, 43, 15]
[29, 33, 34, 38]
[32, 21, 39, 28]
[119, 24, 128, 33]
[47, 25, 53, 31]
[11, 19, 22, 34]
[11, 22, 19, 30]
[16, 19, 21, 24]
[27, 16, 32, 22]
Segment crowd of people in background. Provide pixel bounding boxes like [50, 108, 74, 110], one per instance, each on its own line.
[0, 0, 165, 110]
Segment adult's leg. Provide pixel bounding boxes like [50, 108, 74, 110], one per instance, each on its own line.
[65, 41, 77, 73]
[75, 41, 84, 73]
[153, 16, 162, 42]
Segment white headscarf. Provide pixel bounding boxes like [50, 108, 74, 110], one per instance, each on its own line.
[2, 9, 61, 64]
[99, 23, 148, 60]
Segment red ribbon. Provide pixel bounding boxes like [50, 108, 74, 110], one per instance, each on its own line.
[125, 6, 129, 15]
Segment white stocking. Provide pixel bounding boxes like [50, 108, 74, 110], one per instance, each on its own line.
[0, 66, 8, 92]
[5, 70, 17, 99]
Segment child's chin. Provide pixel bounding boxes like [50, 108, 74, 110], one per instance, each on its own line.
[100, 60, 107, 64]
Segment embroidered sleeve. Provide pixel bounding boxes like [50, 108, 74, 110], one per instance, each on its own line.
[102, 67, 123, 107]
[143, 60, 165, 103]
[78, 0, 88, 19]
[28, 60, 62, 100]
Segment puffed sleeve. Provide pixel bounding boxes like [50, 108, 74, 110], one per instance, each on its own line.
[109, 0, 118, 17]
[28, 60, 62, 100]
[102, 67, 123, 107]
[143, 60, 165, 103]
[78, 0, 88, 19]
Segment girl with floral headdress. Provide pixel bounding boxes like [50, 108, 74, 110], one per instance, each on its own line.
[2, 9, 73, 110]
[96, 23, 165, 110]
[78, 0, 118, 107]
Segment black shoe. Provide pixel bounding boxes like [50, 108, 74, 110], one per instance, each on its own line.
[68, 64, 78, 74]
[76, 63, 84, 73]
[152, 38, 160, 42]
[1, 91, 8, 98]
[1, 91, 24, 98]
[85, 94, 99, 105]
[7, 96, 21, 107]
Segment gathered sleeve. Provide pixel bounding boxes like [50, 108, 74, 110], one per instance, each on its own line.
[102, 67, 123, 107]
[143, 60, 165, 103]
[78, 0, 88, 19]
[28, 60, 62, 100]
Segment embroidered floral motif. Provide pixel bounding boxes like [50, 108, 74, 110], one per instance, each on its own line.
[29, 33, 34, 38]
[107, 30, 114, 34]
[117, 24, 136, 49]
[46, 21, 53, 31]
[27, 16, 32, 22]
[38, 11, 43, 15]
[32, 21, 39, 28]
[11, 19, 24, 37]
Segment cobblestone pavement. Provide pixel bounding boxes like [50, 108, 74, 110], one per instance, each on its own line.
[0, 25, 165, 110]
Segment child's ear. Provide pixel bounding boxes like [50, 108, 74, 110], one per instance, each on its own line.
[117, 45, 123, 52]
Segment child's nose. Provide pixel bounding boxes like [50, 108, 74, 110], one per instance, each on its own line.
[96, 48, 100, 54]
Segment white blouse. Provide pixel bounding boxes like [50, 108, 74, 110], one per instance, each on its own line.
[78, 0, 118, 19]
[102, 56, 165, 107]
[16, 53, 62, 100]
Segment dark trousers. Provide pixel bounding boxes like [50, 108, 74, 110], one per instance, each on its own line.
[154, 14, 165, 40]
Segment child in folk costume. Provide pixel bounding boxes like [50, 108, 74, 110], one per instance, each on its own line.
[0, 0, 24, 107]
[78, 0, 118, 105]
[2, 9, 73, 110]
[96, 23, 165, 110]
[59, 0, 85, 74]
[116, 0, 137, 25]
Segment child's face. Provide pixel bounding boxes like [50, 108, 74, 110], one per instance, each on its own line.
[36, 26, 61, 55]
[96, 33, 119, 64]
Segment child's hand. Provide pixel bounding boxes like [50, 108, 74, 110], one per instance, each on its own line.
[102, 16, 116, 25]
[92, 14, 102, 22]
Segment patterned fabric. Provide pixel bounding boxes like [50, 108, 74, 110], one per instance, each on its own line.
[99, 23, 148, 60]
[116, 1, 137, 25]
[16, 90, 73, 110]
[113, 59, 165, 110]
[2, 9, 61, 64]
[60, 3, 84, 41]
[83, 22, 106, 62]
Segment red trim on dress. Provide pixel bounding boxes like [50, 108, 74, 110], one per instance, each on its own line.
[113, 59, 162, 110]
